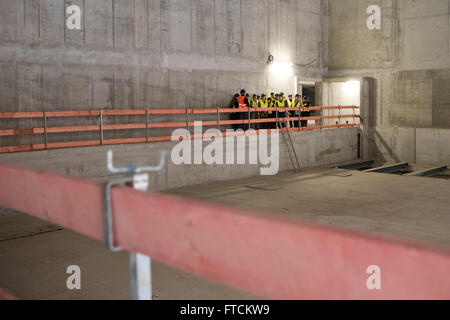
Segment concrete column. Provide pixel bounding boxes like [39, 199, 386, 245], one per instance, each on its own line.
[360, 77, 374, 161]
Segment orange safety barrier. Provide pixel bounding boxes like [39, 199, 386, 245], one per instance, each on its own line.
[0, 106, 360, 153]
[0, 163, 449, 299]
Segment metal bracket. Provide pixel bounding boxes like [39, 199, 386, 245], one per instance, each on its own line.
[102, 150, 166, 251]
[102, 149, 166, 300]
[106, 149, 166, 174]
[102, 176, 133, 252]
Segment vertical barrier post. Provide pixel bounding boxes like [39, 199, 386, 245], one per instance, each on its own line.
[353, 105, 356, 127]
[320, 106, 323, 130]
[217, 106, 220, 131]
[105, 150, 166, 300]
[276, 106, 279, 129]
[248, 106, 251, 131]
[43, 111, 48, 150]
[146, 108, 149, 143]
[338, 105, 341, 127]
[186, 107, 190, 133]
[130, 175, 152, 300]
[100, 110, 104, 145]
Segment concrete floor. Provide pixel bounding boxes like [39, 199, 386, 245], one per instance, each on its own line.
[1, 165, 450, 299]
[169, 167, 450, 250]
[0, 210, 254, 300]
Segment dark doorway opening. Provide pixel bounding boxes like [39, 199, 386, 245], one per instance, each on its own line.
[302, 85, 316, 106]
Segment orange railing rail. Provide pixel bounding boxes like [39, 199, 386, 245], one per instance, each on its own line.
[0, 106, 360, 153]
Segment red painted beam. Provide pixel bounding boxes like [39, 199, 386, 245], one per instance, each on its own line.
[0, 163, 449, 299]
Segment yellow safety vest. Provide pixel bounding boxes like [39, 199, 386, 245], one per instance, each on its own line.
[259, 100, 268, 108]
[277, 99, 287, 113]
[292, 101, 301, 108]
[301, 102, 310, 113]
[266, 100, 274, 114]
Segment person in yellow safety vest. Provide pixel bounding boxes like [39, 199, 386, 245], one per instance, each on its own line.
[287, 94, 294, 127]
[251, 94, 258, 107]
[277, 93, 289, 128]
[288, 95, 294, 107]
[266, 96, 273, 127]
[258, 94, 269, 130]
[277, 93, 288, 110]
[291, 94, 302, 128]
[268, 94, 279, 129]
[272, 94, 279, 107]
[259, 94, 268, 108]
[300, 96, 311, 128]
[249, 94, 258, 127]
[257, 95, 262, 127]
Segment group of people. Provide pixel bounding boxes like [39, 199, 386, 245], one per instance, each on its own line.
[231, 89, 311, 131]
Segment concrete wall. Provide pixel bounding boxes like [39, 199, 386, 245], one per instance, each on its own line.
[370, 126, 450, 165]
[0, 0, 323, 113]
[1, 0, 448, 166]
[322, 80, 361, 126]
[0, 0, 324, 148]
[324, 0, 450, 164]
[0, 128, 359, 191]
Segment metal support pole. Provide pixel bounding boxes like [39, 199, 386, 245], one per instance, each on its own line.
[248, 106, 251, 131]
[43, 111, 48, 150]
[217, 106, 220, 131]
[130, 252, 152, 300]
[130, 173, 152, 300]
[320, 106, 323, 130]
[100, 110, 104, 145]
[186, 107, 190, 133]
[104, 150, 166, 301]
[276, 107, 279, 129]
[353, 105, 356, 126]
[146, 108, 149, 143]
[338, 105, 341, 127]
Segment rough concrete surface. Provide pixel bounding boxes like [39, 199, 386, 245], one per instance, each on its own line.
[0, 213, 254, 300]
[169, 168, 450, 250]
[1, 0, 448, 164]
[325, 0, 450, 164]
[0, 128, 359, 191]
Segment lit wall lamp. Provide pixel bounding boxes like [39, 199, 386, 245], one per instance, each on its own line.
[269, 61, 293, 76]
